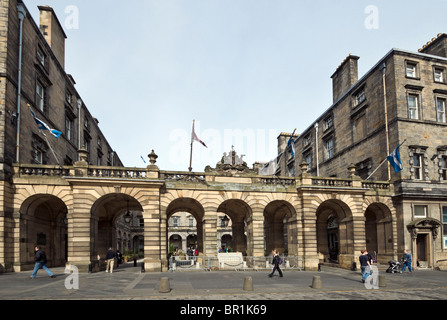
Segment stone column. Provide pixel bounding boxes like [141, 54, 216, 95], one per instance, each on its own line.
[67, 204, 92, 273]
[247, 211, 265, 257]
[202, 211, 218, 256]
[144, 214, 162, 272]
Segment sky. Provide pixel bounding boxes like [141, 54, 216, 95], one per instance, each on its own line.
[27, 0, 447, 172]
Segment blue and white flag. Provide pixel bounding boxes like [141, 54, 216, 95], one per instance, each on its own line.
[287, 130, 297, 159]
[30, 107, 62, 138]
[387, 146, 403, 173]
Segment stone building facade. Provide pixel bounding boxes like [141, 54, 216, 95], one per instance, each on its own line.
[1, 0, 122, 178]
[0, 1, 123, 272]
[277, 33, 447, 268]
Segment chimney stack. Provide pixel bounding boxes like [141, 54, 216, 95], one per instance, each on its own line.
[331, 54, 359, 103]
[419, 33, 447, 58]
[38, 6, 67, 68]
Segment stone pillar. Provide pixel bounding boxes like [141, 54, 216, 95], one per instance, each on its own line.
[247, 211, 264, 257]
[143, 189, 162, 272]
[144, 215, 162, 272]
[143, 150, 163, 271]
[202, 211, 218, 256]
[302, 215, 319, 270]
[1, 179, 16, 273]
[67, 204, 92, 273]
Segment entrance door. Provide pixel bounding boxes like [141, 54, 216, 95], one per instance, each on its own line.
[327, 231, 339, 262]
[416, 234, 427, 262]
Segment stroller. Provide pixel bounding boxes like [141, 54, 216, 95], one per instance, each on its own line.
[386, 260, 402, 273]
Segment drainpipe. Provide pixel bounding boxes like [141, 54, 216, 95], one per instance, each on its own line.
[77, 99, 82, 160]
[314, 123, 320, 176]
[15, 3, 27, 163]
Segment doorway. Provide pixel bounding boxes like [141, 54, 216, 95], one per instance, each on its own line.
[416, 234, 428, 263]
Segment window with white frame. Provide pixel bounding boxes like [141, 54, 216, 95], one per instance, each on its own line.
[303, 134, 311, 148]
[437, 97, 446, 123]
[440, 156, 447, 181]
[413, 205, 427, 218]
[324, 116, 333, 131]
[413, 154, 423, 180]
[65, 116, 74, 142]
[324, 137, 334, 160]
[354, 89, 366, 107]
[304, 153, 312, 171]
[407, 94, 420, 119]
[37, 48, 46, 66]
[406, 62, 418, 78]
[36, 81, 45, 112]
[434, 67, 445, 83]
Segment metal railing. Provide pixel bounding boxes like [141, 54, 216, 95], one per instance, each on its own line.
[168, 255, 304, 272]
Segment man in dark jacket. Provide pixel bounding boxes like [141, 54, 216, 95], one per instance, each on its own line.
[29, 246, 55, 279]
[105, 247, 116, 273]
[268, 250, 283, 278]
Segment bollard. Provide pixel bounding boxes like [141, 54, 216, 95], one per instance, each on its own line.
[140, 262, 145, 273]
[311, 275, 322, 289]
[134, 258, 137, 267]
[379, 275, 386, 287]
[352, 261, 357, 271]
[318, 263, 322, 272]
[159, 277, 171, 293]
[243, 276, 254, 291]
[88, 263, 92, 274]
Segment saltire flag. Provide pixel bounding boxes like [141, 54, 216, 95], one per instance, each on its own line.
[387, 145, 403, 173]
[287, 129, 297, 158]
[192, 122, 207, 148]
[29, 106, 62, 138]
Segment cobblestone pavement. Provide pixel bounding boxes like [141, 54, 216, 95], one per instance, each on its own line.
[0, 264, 446, 300]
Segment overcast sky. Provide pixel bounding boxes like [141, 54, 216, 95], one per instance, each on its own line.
[27, 0, 446, 172]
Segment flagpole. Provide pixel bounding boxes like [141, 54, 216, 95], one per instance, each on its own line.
[188, 120, 194, 172]
[366, 139, 406, 180]
[41, 131, 61, 167]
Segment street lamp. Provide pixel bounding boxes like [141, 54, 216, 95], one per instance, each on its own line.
[124, 200, 132, 224]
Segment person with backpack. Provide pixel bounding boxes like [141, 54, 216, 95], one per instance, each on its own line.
[268, 250, 283, 278]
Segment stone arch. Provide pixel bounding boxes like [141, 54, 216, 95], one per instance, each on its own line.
[364, 202, 395, 263]
[316, 198, 353, 265]
[90, 193, 143, 262]
[217, 199, 252, 255]
[263, 200, 296, 255]
[165, 197, 205, 254]
[19, 194, 69, 270]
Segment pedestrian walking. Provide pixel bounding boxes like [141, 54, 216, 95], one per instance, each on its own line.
[402, 250, 413, 273]
[116, 250, 122, 268]
[268, 250, 283, 278]
[359, 249, 371, 283]
[105, 247, 116, 273]
[29, 246, 55, 279]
